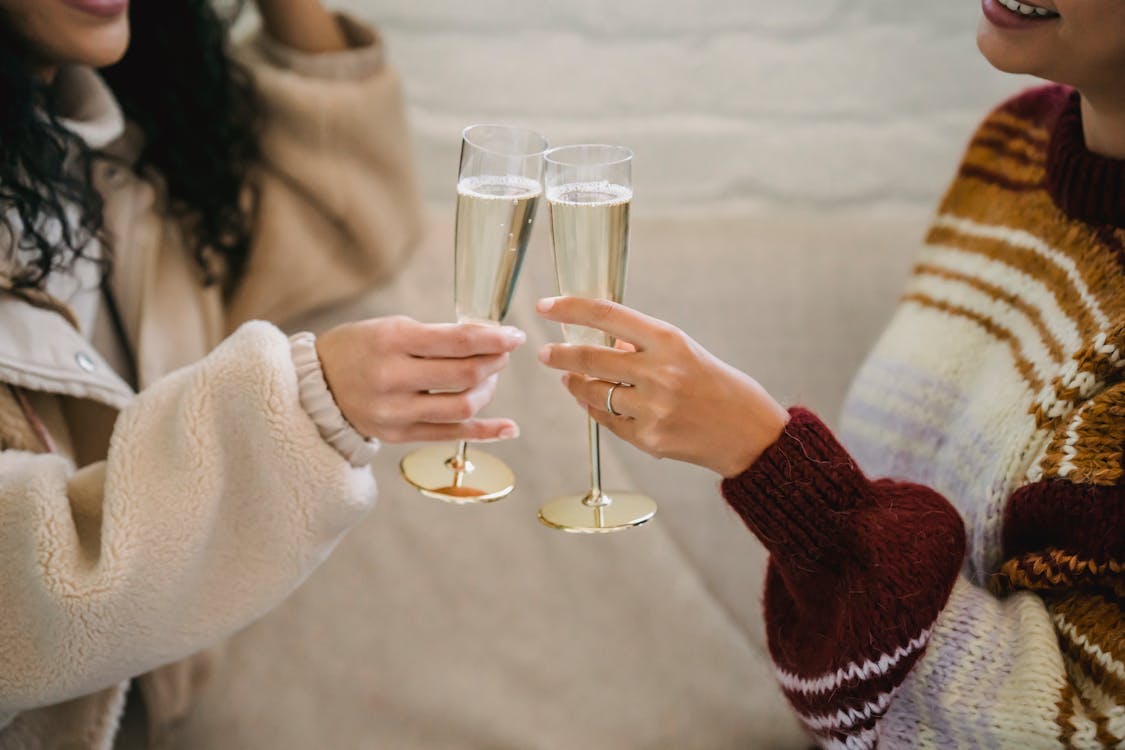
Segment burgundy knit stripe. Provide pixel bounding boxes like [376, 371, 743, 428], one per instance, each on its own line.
[765, 566, 943, 680]
[722, 409, 872, 568]
[999, 82, 1072, 127]
[731, 408, 965, 742]
[1045, 88, 1125, 229]
[1003, 478, 1125, 561]
[959, 164, 1046, 192]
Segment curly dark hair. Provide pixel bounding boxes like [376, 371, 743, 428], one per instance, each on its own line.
[0, 0, 261, 290]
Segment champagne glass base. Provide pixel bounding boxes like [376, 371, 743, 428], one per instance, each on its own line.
[538, 492, 656, 533]
[400, 444, 515, 504]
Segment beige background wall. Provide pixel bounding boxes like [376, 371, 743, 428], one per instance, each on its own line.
[325, 0, 1032, 216]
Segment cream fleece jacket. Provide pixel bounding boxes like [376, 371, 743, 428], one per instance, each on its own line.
[0, 322, 375, 724]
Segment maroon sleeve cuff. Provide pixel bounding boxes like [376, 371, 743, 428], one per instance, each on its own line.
[721, 407, 874, 570]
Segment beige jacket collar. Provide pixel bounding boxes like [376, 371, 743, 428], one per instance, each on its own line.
[0, 296, 133, 410]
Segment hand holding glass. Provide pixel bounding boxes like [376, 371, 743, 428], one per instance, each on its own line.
[537, 145, 657, 532]
[400, 125, 547, 503]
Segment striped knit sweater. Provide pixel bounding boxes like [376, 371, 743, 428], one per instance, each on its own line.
[722, 84, 1125, 749]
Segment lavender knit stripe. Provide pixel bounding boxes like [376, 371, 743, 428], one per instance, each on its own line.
[866, 357, 967, 404]
[841, 398, 983, 501]
[913, 614, 1009, 749]
[848, 357, 995, 462]
[842, 397, 1014, 584]
[843, 394, 1005, 504]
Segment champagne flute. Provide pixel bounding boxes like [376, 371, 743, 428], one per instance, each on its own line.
[400, 124, 548, 503]
[537, 144, 657, 532]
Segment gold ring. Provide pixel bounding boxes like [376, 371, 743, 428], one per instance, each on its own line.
[606, 382, 623, 417]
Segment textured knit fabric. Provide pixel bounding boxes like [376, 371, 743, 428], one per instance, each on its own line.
[723, 84, 1125, 749]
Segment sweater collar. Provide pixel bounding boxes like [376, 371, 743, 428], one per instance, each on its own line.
[1046, 90, 1125, 229]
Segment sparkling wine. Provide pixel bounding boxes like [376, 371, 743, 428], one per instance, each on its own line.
[454, 175, 541, 324]
[547, 180, 632, 346]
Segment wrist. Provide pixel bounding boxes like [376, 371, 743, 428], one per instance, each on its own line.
[292, 332, 379, 467]
[714, 393, 789, 479]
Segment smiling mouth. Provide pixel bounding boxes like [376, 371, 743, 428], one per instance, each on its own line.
[997, 0, 1060, 18]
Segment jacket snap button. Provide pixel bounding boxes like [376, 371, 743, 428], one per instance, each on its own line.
[75, 352, 96, 372]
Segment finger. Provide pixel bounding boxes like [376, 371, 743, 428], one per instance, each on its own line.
[615, 340, 638, 353]
[405, 322, 526, 358]
[388, 418, 520, 444]
[401, 352, 509, 391]
[588, 405, 642, 446]
[409, 374, 499, 423]
[536, 297, 669, 351]
[538, 343, 638, 383]
[563, 374, 638, 418]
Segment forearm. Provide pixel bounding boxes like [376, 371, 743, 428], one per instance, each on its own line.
[256, 0, 347, 53]
[0, 322, 376, 712]
[724, 408, 966, 748]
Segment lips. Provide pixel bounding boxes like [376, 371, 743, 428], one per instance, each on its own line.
[59, 0, 129, 20]
[982, 0, 1060, 29]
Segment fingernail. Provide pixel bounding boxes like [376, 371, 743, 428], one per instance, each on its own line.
[537, 345, 551, 364]
[499, 425, 520, 440]
[503, 327, 527, 345]
[536, 297, 557, 313]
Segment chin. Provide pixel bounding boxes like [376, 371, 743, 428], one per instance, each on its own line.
[976, 21, 1049, 77]
[25, 13, 130, 71]
[73, 25, 130, 68]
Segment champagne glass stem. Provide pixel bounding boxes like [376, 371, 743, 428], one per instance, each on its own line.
[585, 416, 609, 507]
[451, 440, 469, 472]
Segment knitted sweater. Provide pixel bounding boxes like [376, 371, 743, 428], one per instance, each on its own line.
[723, 85, 1125, 749]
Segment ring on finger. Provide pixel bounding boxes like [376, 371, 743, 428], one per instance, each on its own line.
[606, 382, 629, 417]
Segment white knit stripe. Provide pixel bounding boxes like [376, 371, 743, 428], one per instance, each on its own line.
[798, 690, 895, 732]
[1056, 406, 1084, 478]
[1030, 330, 1123, 435]
[1065, 688, 1114, 750]
[933, 214, 1110, 330]
[918, 244, 1083, 358]
[1023, 427, 1056, 485]
[1056, 613, 1125, 749]
[1092, 330, 1125, 370]
[775, 630, 931, 696]
[1054, 612, 1125, 685]
[1070, 663, 1125, 743]
[906, 272, 1060, 379]
[819, 727, 880, 750]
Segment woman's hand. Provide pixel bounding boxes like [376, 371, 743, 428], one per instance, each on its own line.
[253, 0, 348, 53]
[536, 297, 789, 478]
[317, 316, 525, 444]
